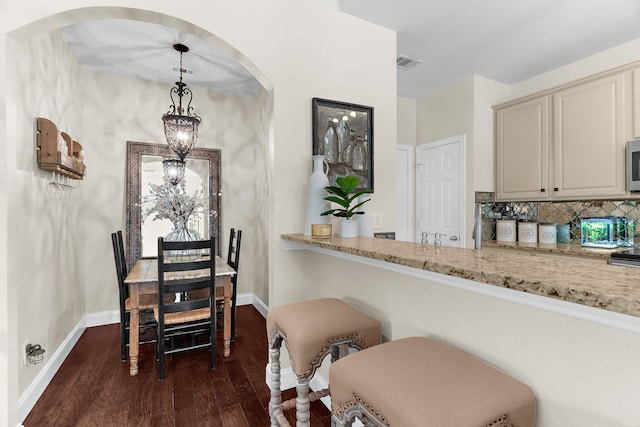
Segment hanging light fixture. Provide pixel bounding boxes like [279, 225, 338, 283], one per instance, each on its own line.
[162, 43, 201, 161]
[162, 158, 186, 186]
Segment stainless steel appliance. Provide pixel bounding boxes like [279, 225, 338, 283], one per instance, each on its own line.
[626, 140, 640, 192]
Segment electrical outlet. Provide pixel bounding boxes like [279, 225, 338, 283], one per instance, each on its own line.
[371, 213, 382, 229]
[23, 340, 31, 366]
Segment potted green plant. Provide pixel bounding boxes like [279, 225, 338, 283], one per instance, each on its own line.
[321, 175, 372, 237]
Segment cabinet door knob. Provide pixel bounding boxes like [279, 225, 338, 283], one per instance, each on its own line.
[554, 187, 559, 191]
[540, 188, 546, 192]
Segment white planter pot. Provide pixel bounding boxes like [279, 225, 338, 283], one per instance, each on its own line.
[340, 219, 359, 237]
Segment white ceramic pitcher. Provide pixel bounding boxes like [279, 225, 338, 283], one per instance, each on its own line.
[303, 155, 331, 236]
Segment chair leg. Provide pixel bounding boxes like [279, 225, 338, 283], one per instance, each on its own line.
[120, 321, 127, 362]
[269, 346, 282, 426]
[210, 319, 217, 371]
[296, 377, 311, 427]
[230, 285, 237, 342]
[158, 328, 165, 381]
[121, 309, 131, 362]
[231, 295, 236, 342]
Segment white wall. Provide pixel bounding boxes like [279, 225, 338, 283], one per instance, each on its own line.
[0, 1, 14, 421]
[0, 2, 397, 425]
[14, 27, 87, 406]
[267, 7, 397, 307]
[472, 75, 510, 191]
[416, 76, 475, 248]
[397, 97, 416, 240]
[397, 96, 416, 147]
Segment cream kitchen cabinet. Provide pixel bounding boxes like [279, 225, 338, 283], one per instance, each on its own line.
[495, 70, 627, 201]
[633, 67, 640, 140]
[552, 72, 626, 199]
[495, 96, 551, 201]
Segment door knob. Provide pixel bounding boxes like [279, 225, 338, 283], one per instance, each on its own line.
[450, 236, 458, 241]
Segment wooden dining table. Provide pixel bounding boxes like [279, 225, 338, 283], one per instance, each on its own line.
[124, 256, 236, 376]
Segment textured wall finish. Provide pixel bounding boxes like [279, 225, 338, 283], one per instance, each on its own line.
[15, 28, 86, 397]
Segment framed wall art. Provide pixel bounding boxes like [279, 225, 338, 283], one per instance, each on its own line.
[312, 97, 374, 192]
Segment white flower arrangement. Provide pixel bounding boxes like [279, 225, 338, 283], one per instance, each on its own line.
[143, 178, 205, 230]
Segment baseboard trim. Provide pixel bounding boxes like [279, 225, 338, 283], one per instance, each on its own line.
[18, 293, 266, 424]
[241, 293, 269, 318]
[86, 309, 119, 327]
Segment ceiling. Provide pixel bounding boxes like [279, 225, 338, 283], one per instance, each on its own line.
[61, 19, 263, 97]
[62, 1, 640, 100]
[340, 0, 640, 98]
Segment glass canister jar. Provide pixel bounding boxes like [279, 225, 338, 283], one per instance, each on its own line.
[323, 117, 338, 164]
[352, 135, 367, 171]
[557, 223, 571, 243]
[342, 130, 355, 165]
[335, 112, 350, 164]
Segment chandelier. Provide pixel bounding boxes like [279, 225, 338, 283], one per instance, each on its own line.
[162, 158, 186, 186]
[162, 43, 200, 184]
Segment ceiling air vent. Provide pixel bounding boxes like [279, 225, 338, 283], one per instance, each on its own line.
[396, 54, 422, 70]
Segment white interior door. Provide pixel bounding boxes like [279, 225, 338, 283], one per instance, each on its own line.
[416, 135, 465, 247]
[396, 145, 413, 241]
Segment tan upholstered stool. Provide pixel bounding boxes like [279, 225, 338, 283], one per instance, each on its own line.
[330, 336, 536, 427]
[267, 298, 381, 427]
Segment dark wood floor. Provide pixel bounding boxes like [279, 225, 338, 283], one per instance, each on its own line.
[24, 305, 331, 426]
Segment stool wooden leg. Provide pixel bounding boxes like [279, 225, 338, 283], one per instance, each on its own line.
[331, 414, 353, 427]
[295, 377, 311, 427]
[330, 344, 340, 363]
[269, 347, 282, 427]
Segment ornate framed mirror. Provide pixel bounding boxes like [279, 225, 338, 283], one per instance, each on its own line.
[125, 141, 221, 269]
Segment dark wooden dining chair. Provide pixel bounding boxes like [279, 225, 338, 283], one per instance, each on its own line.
[111, 231, 157, 361]
[155, 237, 217, 380]
[227, 228, 242, 342]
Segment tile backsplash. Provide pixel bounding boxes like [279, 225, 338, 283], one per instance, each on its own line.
[476, 192, 640, 243]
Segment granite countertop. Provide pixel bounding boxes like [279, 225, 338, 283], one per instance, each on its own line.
[281, 234, 640, 318]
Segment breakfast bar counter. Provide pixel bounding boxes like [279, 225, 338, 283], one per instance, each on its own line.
[281, 233, 640, 319]
[279, 235, 640, 424]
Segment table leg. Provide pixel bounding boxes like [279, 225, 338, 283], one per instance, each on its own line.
[224, 276, 231, 357]
[129, 283, 140, 376]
